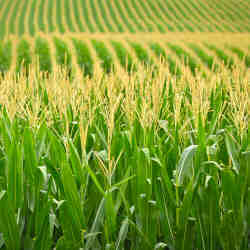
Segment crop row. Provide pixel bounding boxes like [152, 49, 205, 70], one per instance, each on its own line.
[0, 37, 249, 76]
[0, 0, 250, 37]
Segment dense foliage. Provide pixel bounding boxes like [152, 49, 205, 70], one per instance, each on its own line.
[0, 63, 249, 249]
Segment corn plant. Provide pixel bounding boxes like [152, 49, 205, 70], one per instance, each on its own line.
[229, 46, 250, 68]
[92, 40, 114, 73]
[205, 43, 234, 70]
[72, 38, 93, 77]
[129, 41, 153, 67]
[110, 40, 135, 73]
[53, 38, 72, 69]
[167, 42, 200, 75]
[16, 39, 32, 73]
[35, 37, 52, 73]
[188, 43, 218, 71]
[0, 41, 12, 74]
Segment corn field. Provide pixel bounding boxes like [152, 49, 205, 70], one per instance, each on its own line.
[0, 0, 250, 249]
[0, 34, 250, 76]
[0, 0, 250, 37]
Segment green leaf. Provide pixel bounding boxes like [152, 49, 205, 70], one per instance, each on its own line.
[225, 131, 240, 174]
[7, 140, 24, 211]
[115, 217, 129, 250]
[176, 145, 198, 186]
[85, 198, 105, 249]
[0, 233, 4, 248]
[0, 190, 20, 250]
[60, 161, 85, 246]
[23, 128, 38, 184]
[68, 138, 85, 184]
[85, 165, 105, 196]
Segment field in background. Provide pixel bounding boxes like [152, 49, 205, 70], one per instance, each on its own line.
[0, 0, 250, 75]
[0, 33, 250, 76]
[0, 0, 250, 37]
[0, 0, 250, 249]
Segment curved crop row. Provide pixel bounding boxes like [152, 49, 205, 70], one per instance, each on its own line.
[189, 43, 219, 71]
[96, 0, 115, 32]
[144, 0, 175, 32]
[1, 0, 250, 36]
[9, 0, 22, 35]
[111, 40, 135, 73]
[38, 0, 46, 33]
[149, 42, 181, 76]
[92, 39, 114, 73]
[80, 1, 95, 33]
[155, 0, 184, 31]
[0, 0, 13, 38]
[113, 0, 135, 33]
[129, 41, 154, 67]
[105, 0, 124, 32]
[145, 1, 166, 32]
[72, 39, 93, 77]
[16, 39, 32, 73]
[220, 0, 250, 22]
[64, 0, 75, 32]
[172, 0, 204, 32]
[137, 0, 162, 32]
[167, 43, 200, 75]
[28, 0, 37, 36]
[0, 0, 5, 12]
[56, 0, 65, 33]
[188, 0, 223, 32]
[196, 0, 234, 32]
[122, 0, 145, 32]
[162, 1, 194, 32]
[130, 0, 154, 32]
[53, 37, 72, 70]
[47, 0, 55, 33]
[229, 46, 250, 68]
[18, 0, 29, 36]
[35, 37, 52, 73]
[0, 41, 12, 74]
[89, 0, 105, 32]
[0, 37, 249, 76]
[236, 0, 250, 20]
[205, 0, 248, 32]
[178, 0, 213, 32]
[72, 0, 85, 32]
[205, 44, 234, 70]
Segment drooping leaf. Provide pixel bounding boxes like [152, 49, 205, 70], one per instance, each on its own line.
[176, 145, 198, 186]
